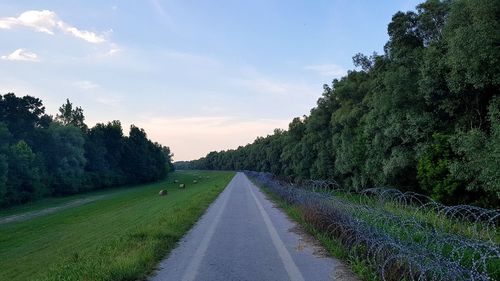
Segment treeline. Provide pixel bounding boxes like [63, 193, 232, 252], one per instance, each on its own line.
[0, 94, 173, 207]
[179, 0, 499, 207]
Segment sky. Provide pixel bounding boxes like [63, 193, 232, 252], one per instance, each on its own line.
[0, 0, 421, 161]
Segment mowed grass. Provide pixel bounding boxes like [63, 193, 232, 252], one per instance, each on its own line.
[0, 170, 234, 281]
[0, 183, 147, 218]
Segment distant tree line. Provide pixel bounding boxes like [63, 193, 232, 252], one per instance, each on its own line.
[0, 94, 173, 207]
[179, 0, 499, 207]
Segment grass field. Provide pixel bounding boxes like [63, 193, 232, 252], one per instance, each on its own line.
[0, 170, 234, 281]
[0, 183, 150, 218]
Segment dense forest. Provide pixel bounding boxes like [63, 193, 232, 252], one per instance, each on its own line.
[179, 0, 499, 207]
[0, 94, 173, 207]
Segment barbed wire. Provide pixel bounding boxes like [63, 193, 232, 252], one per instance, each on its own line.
[245, 171, 499, 281]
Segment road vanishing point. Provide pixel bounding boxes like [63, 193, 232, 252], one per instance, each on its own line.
[150, 172, 357, 281]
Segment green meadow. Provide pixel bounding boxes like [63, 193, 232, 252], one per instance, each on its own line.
[0, 170, 234, 281]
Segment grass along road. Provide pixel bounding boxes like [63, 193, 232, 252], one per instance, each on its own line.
[0, 170, 234, 281]
[248, 173, 499, 281]
[0, 180, 163, 219]
[150, 172, 355, 281]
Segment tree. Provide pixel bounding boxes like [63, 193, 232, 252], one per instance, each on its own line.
[444, 0, 500, 94]
[183, 0, 499, 207]
[39, 123, 86, 195]
[0, 122, 11, 205]
[56, 99, 87, 130]
[417, 133, 464, 204]
[448, 97, 500, 206]
[121, 125, 169, 183]
[0, 155, 7, 206]
[0, 93, 172, 207]
[0, 93, 50, 140]
[84, 121, 126, 188]
[416, 0, 450, 46]
[162, 146, 175, 173]
[5, 141, 44, 204]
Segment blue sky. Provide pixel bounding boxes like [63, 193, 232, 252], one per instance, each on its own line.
[0, 0, 421, 160]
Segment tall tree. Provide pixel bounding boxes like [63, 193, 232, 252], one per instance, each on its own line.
[0, 93, 172, 207]
[0, 93, 50, 140]
[38, 123, 86, 195]
[5, 141, 43, 203]
[85, 121, 126, 187]
[182, 0, 499, 207]
[56, 99, 87, 130]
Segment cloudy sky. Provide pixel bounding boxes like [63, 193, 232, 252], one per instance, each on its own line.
[0, 0, 420, 161]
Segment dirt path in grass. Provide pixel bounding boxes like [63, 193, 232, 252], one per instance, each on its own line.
[0, 195, 108, 225]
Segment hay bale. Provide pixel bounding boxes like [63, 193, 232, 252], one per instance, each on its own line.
[174, 179, 179, 183]
[179, 183, 186, 189]
[158, 189, 167, 196]
[193, 180, 198, 184]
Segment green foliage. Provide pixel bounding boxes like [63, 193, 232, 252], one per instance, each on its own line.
[56, 98, 87, 129]
[84, 121, 127, 188]
[444, 0, 500, 92]
[0, 93, 50, 140]
[447, 96, 500, 205]
[182, 0, 499, 207]
[41, 123, 86, 195]
[121, 126, 170, 183]
[0, 94, 173, 207]
[0, 154, 7, 205]
[417, 134, 463, 203]
[5, 141, 43, 204]
[0, 123, 10, 205]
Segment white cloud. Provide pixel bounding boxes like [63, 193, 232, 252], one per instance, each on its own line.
[57, 21, 105, 43]
[305, 64, 346, 78]
[73, 81, 122, 107]
[239, 78, 317, 97]
[0, 10, 56, 34]
[0, 10, 105, 43]
[1, 48, 39, 61]
[106, 43, 121, 56]
[245, 78, 290, 95]
[75, 80, 99, 90]
[94, 96, 120, 107]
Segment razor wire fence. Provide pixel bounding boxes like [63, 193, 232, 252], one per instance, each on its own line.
[245, 171, 499, 281]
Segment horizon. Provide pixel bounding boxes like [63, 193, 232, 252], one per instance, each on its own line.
[0, 0, 421, 161]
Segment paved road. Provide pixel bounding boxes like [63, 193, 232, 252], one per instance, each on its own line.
[150, 172, 357, 281]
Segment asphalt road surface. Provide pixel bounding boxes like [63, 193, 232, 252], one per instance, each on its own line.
[150, 172, 357, 281]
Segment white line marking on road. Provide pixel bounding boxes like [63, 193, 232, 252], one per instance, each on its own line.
[246, 175, 306, 281]
[181, 174, 235, 281]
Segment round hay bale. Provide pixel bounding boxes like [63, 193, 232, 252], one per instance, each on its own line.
[179, 183, 186, 189]
[158, 189, 167, 196]
[193, 180, 198, 184]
